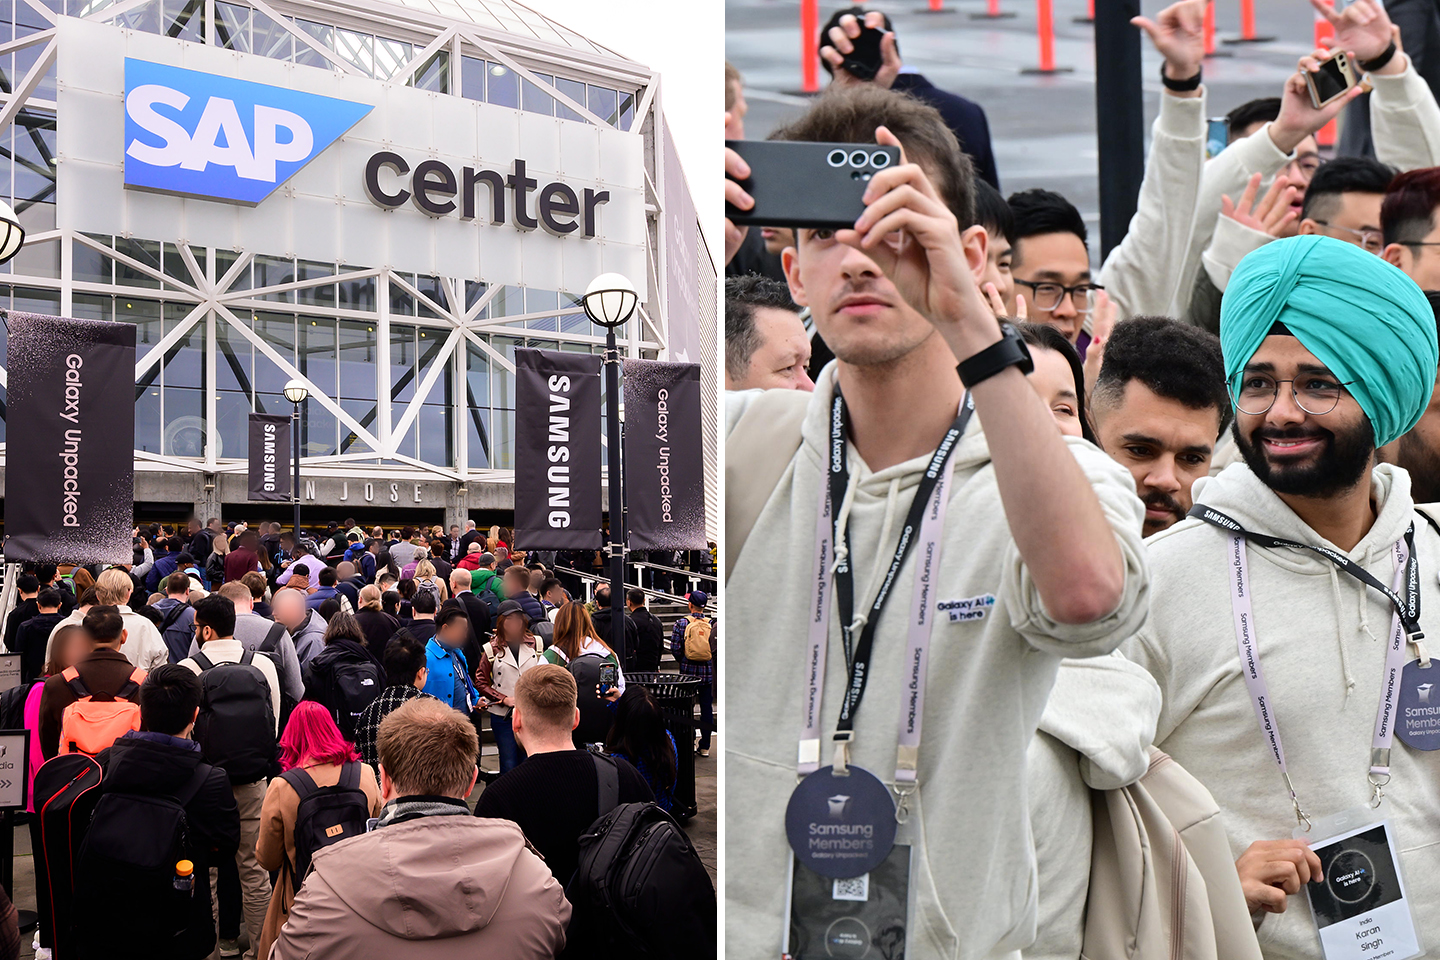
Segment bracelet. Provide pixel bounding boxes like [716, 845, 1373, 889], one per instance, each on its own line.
[1359, 40, 1397, 73]
[957, 324, 1033, 389]
[1160, 63, 1202, 92]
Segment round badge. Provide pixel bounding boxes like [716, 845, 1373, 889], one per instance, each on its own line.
[824, 917, 871, 959]
[1396, 659, 1440, 750]
[785, 765, 897, 879]
[1327, 849, 1377, 904]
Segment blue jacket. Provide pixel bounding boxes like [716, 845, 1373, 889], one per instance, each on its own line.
[305, 585, 339, 610]
[422, 639, 478, 713]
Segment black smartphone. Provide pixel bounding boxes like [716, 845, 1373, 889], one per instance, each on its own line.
[839, 25, 885, 81]
[726, 140, 902, 230]
[598, 663, 618, 690]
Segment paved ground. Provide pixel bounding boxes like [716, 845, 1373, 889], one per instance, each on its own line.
[728, 0, 1326, 259]
[6, 725, 715, 957]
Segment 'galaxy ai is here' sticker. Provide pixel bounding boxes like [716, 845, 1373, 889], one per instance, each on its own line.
[938, 594, 995, 623]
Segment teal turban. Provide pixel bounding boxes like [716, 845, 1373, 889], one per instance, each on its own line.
[1220, 234, 1438, 448]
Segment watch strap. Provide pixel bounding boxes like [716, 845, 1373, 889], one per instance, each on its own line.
[1160, 63, 1202, 92]
[1359, 41, 1397, 73]
[957, 325, 1034, 389]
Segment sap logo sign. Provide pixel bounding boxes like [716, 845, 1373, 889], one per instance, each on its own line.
[124, 59, 372, 205]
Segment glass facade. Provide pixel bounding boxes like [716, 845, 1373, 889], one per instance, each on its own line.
[0, 0, 682, 489]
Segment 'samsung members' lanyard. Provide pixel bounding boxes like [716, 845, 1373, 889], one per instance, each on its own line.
[1192, 505, 1423, 823]
[792, 389, 969, 840]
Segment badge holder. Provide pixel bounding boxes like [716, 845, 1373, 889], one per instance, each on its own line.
[782, 770, 916, 960]
[1295, 809, 1423, 960]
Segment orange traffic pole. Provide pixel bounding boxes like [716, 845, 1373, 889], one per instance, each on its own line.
[801, 0, 819, 93]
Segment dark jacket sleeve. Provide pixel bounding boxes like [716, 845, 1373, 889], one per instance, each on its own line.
[1183, 266, 1224, 335]
[191, 767, 241, 861]
[38, 674, 75, 760]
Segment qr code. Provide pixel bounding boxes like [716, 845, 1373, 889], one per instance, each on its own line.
[832, 874, 869, 902]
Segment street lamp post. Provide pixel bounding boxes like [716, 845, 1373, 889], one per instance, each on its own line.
[581, 273, 639, 668]
[283, 379, 309, 537]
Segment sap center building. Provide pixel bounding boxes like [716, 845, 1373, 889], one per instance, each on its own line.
[0, 0, 715, 532]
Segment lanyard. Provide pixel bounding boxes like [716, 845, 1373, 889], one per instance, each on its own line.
[1194, 505, 1423, 823]
[798, 389, 971, 807]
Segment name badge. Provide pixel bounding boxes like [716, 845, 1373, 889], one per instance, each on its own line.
[785, 765, 897, 879]
[1395, 659, 1440, 750]
[1300, 815, 1421, 960]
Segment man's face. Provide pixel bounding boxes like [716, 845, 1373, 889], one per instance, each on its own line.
[1379, 369, 1440, 503]
[1299, 191, 1384, 254]
[980, 228, 1015, 313]
[784, 229, 956, 369]
[1383, 207, 1440, 290]
[730, 305, 814, 391]
[1025, 347, 1084, 439]
[760, 227, 796, 257]
[1010, 231, 1091, 343]
[1093, 380, 1222, 536]
[1232, 336, 1375, 497]
[450, 526, 460, 538]
[545, 586, 567, 606]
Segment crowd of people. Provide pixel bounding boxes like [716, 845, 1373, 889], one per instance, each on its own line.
[1, 517, 715, 958]
[727, 1, 1440, 958]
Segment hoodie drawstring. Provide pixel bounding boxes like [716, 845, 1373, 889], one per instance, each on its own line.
[829, 470, 903, 639]
[1328, 565, 1357, 698]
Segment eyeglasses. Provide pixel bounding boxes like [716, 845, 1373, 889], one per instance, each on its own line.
[1311, 220, 1383, 254]
[1013, 279, 1104, 314]
[1229, 373, 1356, 416]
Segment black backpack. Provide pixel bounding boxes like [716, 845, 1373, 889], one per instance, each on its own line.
[0, 678, 36, 731]
[566, 755, 717, 959]
[34, 754, 105, 959]
[72, 763, 213, 958]
[567, 652, 615, 745]
[193, 650, 277, 784]
[279, 761, 371, 888]
[305, 644, 383, 741]
[158, 601, 191, 634]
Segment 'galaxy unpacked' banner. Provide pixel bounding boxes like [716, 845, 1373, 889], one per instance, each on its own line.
[247, 413, 292, 501]
[623, 359, 705, 550]
[4, 312, 136, 564]
[514, 348, 603, 550]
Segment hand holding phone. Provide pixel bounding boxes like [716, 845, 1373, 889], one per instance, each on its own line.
[819, 11, 899, 87]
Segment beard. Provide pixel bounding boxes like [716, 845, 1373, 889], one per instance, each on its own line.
[1395, 430, 1440, 504]
[1140, 489, 1186, 536]
[1234, 416, 1375, 498]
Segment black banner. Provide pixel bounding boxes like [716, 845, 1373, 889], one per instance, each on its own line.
[515, 348, 602, 550]
[623, 359, 705, 550]
[247, 413, 291, 501]
[4, 312, 136, 564]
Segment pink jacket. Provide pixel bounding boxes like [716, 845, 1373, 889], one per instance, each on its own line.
[23, 682, 43, 813]
[270, 814, 570, 960]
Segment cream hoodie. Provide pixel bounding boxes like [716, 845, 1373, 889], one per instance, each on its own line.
[1023, 653, 1162, 960]
[726, 368, 1151, 960]
[1122, 462, 1440, 960]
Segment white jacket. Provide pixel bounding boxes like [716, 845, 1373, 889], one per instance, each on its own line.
[1023, 653, 1162, 960]
[45, 604, 168, 671]
[1122, 463, 1440, 959]
[1105, 56, 1440, 322]
[725, 368, 1151, 960]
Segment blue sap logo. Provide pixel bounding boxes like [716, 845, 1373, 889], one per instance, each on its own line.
[124, 59, 372, 205]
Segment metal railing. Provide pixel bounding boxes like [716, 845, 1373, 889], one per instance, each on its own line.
[551, 565, 715, 614]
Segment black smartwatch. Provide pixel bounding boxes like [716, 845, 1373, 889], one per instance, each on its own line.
[957, 323, 1033, 388]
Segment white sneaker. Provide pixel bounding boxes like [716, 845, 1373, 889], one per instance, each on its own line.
[34, 948, 52, 960]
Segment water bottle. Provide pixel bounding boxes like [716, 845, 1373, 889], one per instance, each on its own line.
[173, 860, 194, 898]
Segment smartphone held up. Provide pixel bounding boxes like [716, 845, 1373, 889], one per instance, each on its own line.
[724, 140, 903, 230]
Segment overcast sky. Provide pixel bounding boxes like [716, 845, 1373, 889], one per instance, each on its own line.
[523, 0, 722, 261]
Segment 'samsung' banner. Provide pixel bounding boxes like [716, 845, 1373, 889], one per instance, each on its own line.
[247, 413, 292, 501]
[514, 349, 603, 550]
[623, 359, 705, 550]
[4, 312, 136, 563]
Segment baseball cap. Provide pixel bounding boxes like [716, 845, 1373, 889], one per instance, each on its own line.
[497, 599, 525, 617]
[688, 590, 709, 607]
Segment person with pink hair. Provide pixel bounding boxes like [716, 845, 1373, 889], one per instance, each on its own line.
[255, 702, 381, 960]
